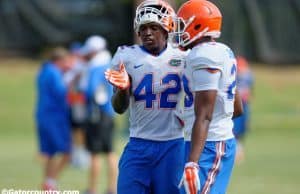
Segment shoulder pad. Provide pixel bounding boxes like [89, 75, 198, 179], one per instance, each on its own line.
[111, 44, 138, 70]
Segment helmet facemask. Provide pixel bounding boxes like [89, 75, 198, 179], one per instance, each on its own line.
[170, 15, 194, 48]
[170, 15, 215, 48]
[134, 1, 175, 33]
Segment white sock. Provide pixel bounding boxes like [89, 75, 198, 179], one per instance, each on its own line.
[45, 178, 57, 187]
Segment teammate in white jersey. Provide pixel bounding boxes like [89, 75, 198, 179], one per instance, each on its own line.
[105, 1, 186, 193]
[170, 0, 243, 193]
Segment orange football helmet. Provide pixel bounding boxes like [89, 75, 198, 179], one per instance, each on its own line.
[134, 0, 175, 33]
[172, 0, 222, 48]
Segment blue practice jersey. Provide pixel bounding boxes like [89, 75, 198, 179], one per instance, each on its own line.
[237, 69, 253, 103]
[35, 62, 69, 126]
[86, 63, 114, 117]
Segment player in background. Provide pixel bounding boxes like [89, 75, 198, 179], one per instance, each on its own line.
[35, 47, 73, 190]
[233, 56, 254, 164]
[170, 0, 243, 193]
[79, 35, 117, 194]
[105, 0, 186, 193]
[64, 42, 91, 170]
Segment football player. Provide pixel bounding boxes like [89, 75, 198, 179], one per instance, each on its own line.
[233, 56, 254, 164]
[105, 0, 186, 193]
[170, 0, 243, 193]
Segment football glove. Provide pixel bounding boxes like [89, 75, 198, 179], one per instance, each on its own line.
[105, 63, 130, 90]
[178, 162, 200, 194]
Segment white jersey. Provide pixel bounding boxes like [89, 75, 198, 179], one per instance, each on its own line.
[111, 44, 186, 141]
[182, 42, 237, 141]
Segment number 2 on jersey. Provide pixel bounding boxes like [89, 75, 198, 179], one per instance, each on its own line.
[227, 63, 237, 99]
[182, 75, 193, 108]
[133, 73, 181, 108]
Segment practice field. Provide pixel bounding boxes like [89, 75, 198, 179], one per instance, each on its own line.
[0, 59, 299, 194]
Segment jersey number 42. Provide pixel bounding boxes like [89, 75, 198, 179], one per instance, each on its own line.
[133, 73, 181, 109]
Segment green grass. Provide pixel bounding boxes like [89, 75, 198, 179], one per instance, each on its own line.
[228, 66, 300, 194]
[0, 60, 299, 193]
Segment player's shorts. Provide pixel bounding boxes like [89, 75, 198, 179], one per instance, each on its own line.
[70, 115, 85, 130]
[233, 102, 249, 138]
[37, 121, 71, 156]
[183, 138, 236, 194]
[118, 137, 185, 194]
[85, 112, 114, 154]
[69, 104, 87, 130]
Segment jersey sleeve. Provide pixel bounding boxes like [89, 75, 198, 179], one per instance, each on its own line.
[110, 47, 124, 71]
[110, 46, 133, 71]
[188, 43, 225, 72]
[189, 56, 223, 72]
[191, 69, 221, 92]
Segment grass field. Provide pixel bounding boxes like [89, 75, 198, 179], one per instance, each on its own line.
[0, 59, 299, 194]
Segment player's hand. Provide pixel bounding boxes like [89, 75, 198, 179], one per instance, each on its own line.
[178, 162, 200, 194]
[105, 63, 130, 90]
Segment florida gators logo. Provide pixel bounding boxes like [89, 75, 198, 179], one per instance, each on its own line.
[169, 59, 182, 67]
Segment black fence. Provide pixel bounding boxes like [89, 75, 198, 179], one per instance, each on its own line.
[210, 0, 300, 64]
[0, 0, 133, 53]
[0, 0, 299, 64]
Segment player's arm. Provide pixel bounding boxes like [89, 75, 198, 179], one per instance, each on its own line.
[189, 67, 220, 162]
[179, 68, 220, 194]
[50, 69, 67, 100]
[233, 90, 243, 118]
[111, 85, 130, 114]
[105, 63, 131, 114]
[189, 88, 217, 162]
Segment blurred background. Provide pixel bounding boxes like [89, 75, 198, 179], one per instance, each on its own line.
[0, 0, 299, 193]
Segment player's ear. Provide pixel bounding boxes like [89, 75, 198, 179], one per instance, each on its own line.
[137, 31, 141, 37]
